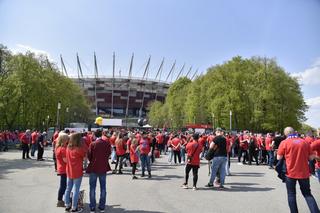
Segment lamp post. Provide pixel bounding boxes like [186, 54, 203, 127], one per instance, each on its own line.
[229, 110, 232, 131]
[212, 113, 215, 130]
[66, 106, 69, 127]
[56, 101, 61, 130]
[47, 115, 50, 130]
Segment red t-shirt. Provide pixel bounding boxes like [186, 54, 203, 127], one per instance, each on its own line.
[186, 140, 202, 166]
[21, 133, 31, 144]
[139, 138, 151, 155]
[115, 139, 126, 156]
[278, 137, 312, 179]
[311, 139, 320, 169]
[239, 135, 248, 150]
[156, 134, 164, 144]
[305, 136, 314, 145]
[171, 138, 181, 151]
[55, 146, 67, 175]
[31, 132, 38, 144]
[66, 146, 86, 179]
[130, 144, 139, 163]
[265, 136, 273, 151]
[198, 137, 206, 148]
[109, 136, 116, 146]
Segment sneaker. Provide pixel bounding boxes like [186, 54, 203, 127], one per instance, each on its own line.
[132, 176, 138, 180]
[205, 183, 213, 187]
[71, 208, 83, 212]
[90, 207, 96, 212]
[192, 186, 198, 191]
[181, 184, 188, 189]
[98, 207, 105, 213]
[65, 206, 71, 212]
[112, 170, 117, 174]
[148, 174, 152, 178]
[218, 185, 225, 190]
[57, 200, 65, 207]
[141, 173, 145, 177]
[118, 171, 123, 174]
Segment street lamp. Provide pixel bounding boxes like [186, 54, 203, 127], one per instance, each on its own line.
[229, 110, 232, 131]
[56, 101, 61, 130]
[66, 106, 69, 127]
[212, 113, 215, 129]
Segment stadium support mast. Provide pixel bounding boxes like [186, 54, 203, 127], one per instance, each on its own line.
[76, 53, 83, 79]
[191, 69, 198, 80]
[60, 55, 68, 76]
[154, 58, 165, 101]
[139, 56, 151, 118]
[176, 63, 185, 81]
[185, 66, 193, 78]
[125, 53, 134, 120]
[111, 52, 115, 118]
[94, 52, 98, 115]
[165, 60, 176, 82]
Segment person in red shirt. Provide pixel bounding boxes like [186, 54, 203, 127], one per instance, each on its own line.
[52, 130, 60, 171]
[171, 135, 181, 164]
[139, 132, 152, 178]
[113, 133, 126, 174]
[31, 130, 38, 157]
[181, 133, 202, 190]
[130, 138, 139, 179]
[86, 129, 111, 212]
[109, 132, 117, 164]
[156, 132, 164, 154]
[238, 132, 249, 164]
[64, 133, 87, 212]
[277, 127, 319, 213]
[55, 132, 69, 207]
[21, 130, 31, 159]
[311, 139, 320, 182]
[265, 133, 274, 169]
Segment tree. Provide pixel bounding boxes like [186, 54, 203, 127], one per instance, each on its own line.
[148, 56, 307, 132]
[0, 45, 91, 130]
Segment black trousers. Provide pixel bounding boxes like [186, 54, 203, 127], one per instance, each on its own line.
[184, 164, 199, 187]
[58, 174, 67, 201]
[114, 155, 124, 172]
[22, 143, 30, 159]
[248, 149, 259, 165]
[238, 149, 248, 163]
[173, 150, 181, 164]
[132, 162, 137, 175]
[37, 145, 44, 160]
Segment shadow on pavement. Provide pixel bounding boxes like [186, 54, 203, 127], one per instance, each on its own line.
[231, 172, 265, 177]
[136, 174, 184, 181]
[81, 204, 165, 213]
[0, 156, 53, 179]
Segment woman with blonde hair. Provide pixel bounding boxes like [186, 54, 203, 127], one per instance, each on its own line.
[55, 132, 69, 207]
[64, 133, 87, 212]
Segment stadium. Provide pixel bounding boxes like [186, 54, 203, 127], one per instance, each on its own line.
[61, 53, 197, 127]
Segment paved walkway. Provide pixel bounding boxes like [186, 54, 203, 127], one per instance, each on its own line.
[0, 149, 319, 213]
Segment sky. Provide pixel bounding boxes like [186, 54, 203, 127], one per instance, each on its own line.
[1, 0, 320, 128]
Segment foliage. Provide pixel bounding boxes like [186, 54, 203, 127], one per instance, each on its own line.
[148, 56, 307, 132]
[0, 45, 91, 130]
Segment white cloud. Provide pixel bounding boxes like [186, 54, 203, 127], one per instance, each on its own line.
[305, 96, 320, 128]
[292, 58, 320, 85]
[11, 44, 53, 61]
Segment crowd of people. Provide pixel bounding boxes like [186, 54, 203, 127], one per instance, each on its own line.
[2, 126, 320, 213]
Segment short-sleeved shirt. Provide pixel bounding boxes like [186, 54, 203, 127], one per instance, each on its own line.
[66, 146, 86, 179]
[213, 135, 227, 157]
[186, 140, 203, 166]
[278, 137, 312, 179]
[311, 139, 320, 169]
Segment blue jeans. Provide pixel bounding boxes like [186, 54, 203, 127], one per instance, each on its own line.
[316, 168, 320, 183]
[65, 177, 83, 210]
[209, 156, 227, 186]
[268, 150, 274, 167]
[285, 177, 319, 213]
[31, 143, 37, 156]
[111, 146, 116, 162]
[180, 148, 186, 162]
[140, 154, 151, 174]
[89, 173, 106, 210]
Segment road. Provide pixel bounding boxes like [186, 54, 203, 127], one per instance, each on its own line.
[0, 149, 319, 213]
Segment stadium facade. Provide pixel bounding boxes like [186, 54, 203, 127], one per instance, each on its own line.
[62, 53, 197, 126]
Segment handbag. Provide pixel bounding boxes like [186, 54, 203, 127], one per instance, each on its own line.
[187, 143, 199, 163]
